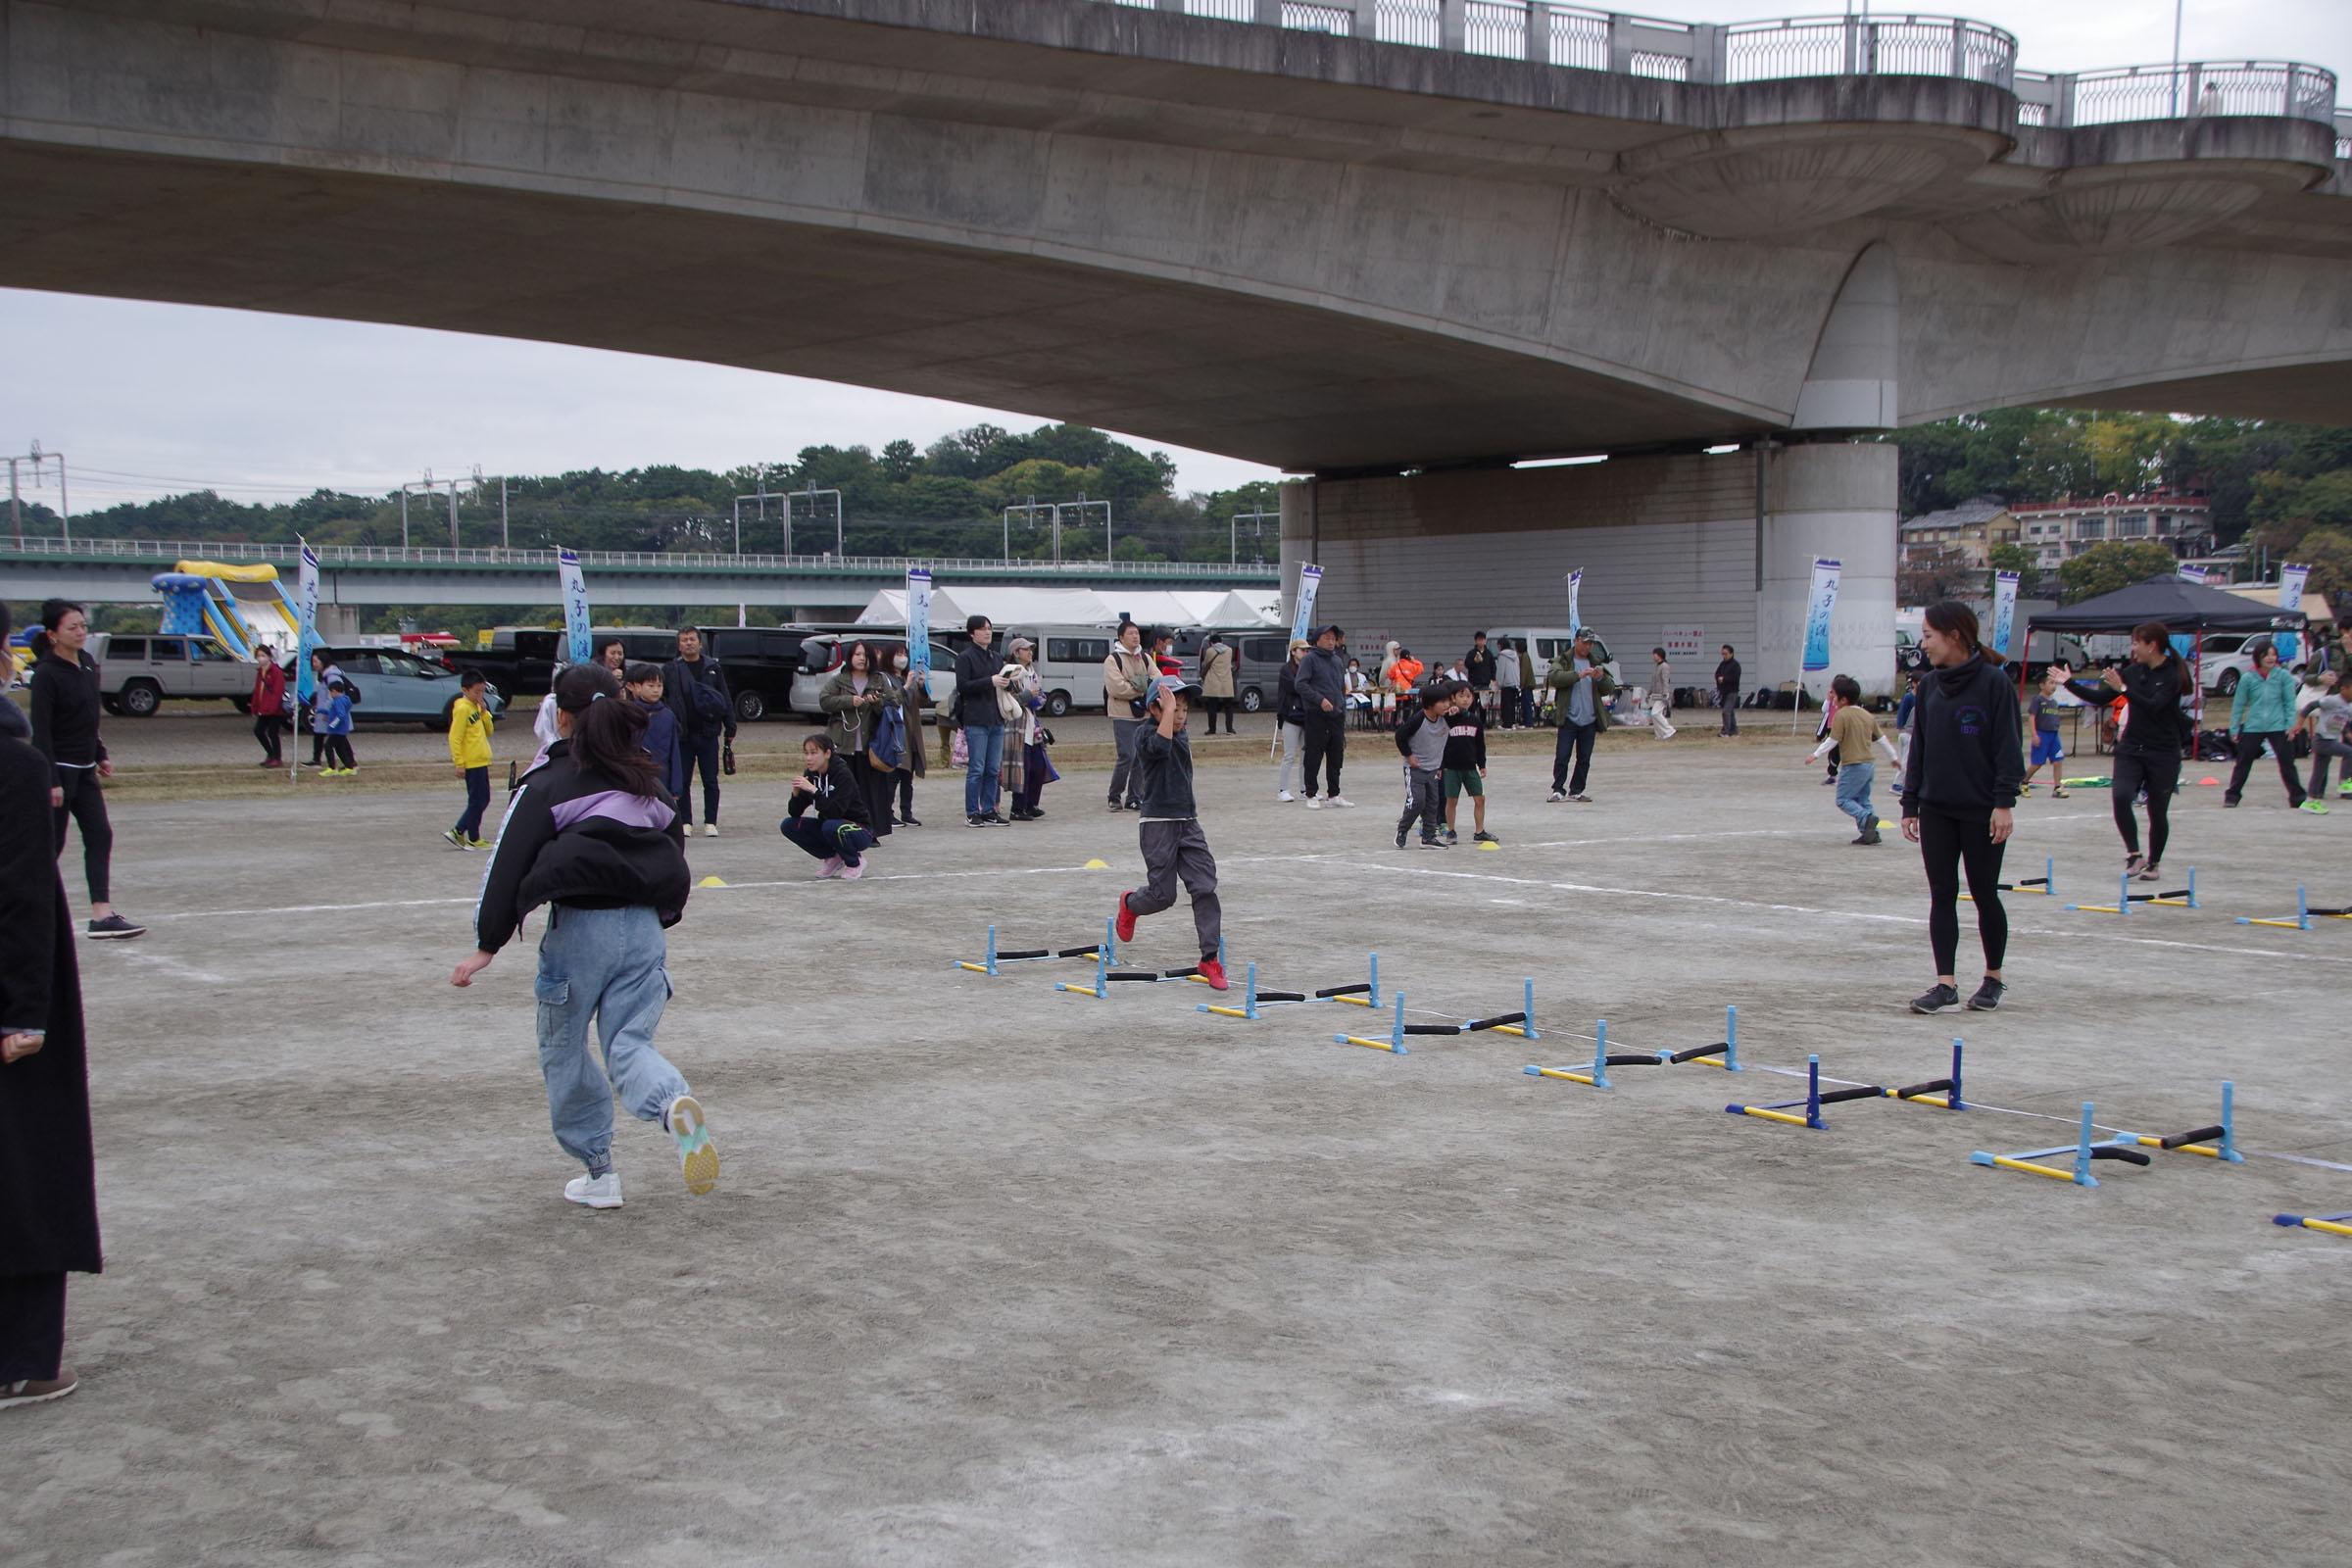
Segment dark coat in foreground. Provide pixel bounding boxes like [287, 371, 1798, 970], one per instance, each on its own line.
[0, 732, 102, 1278]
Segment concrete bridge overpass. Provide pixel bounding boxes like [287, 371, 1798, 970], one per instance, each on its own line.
[7, 0, 2349, 688]
[0, 535, 1280, 615]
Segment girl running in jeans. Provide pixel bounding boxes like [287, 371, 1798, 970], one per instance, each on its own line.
[451, 663, 716, 1210]
[1902, 601, 2024, 1014]
[2058, 620, 2195, 882]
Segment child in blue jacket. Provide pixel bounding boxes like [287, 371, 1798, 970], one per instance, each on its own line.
[315, 680, 357, 775]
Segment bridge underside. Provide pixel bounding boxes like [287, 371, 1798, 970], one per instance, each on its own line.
[1, 140, 1762, 473]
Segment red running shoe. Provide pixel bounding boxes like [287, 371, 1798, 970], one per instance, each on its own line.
[1196, 956, 1228, 991]
[1114, 891, 1138, 945]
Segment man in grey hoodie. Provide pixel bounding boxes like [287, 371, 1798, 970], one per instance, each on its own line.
[1296, 623, 1353, 808]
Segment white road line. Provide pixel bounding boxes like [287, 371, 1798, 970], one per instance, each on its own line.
[1341, 858, 2300, 958]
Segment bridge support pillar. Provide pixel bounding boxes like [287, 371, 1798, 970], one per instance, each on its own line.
[1281, 437, 1899, 700]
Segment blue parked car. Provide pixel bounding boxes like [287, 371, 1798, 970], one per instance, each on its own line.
[289, 645, 509, 730]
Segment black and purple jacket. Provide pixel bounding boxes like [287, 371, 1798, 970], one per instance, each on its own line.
[473, 740, 692, 953]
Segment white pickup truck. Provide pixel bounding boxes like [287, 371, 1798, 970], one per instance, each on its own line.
[90, 632, 258, 715]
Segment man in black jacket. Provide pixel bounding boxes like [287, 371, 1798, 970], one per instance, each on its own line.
[662, 626, 735, 837]
[1463, 631, 1496, 707]
[1295, 624, 1353, 808]
[1714, 645, 1741, 736]
[954, 615, 1011, 825]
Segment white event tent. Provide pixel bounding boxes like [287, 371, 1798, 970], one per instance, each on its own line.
[856, 585, 1280, 630]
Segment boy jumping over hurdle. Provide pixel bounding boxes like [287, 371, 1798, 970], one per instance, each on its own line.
[1114, 676, 1228, 989]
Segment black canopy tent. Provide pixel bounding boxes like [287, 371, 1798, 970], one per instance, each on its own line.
[2023, 574, 2307, 747]
[2026, 574, 2305, 637]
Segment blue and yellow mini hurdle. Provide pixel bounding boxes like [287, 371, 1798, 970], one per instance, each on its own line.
[2274, 1210, 2352, 1238]
[1317, 953, 1382, 1009]
[1722, 1042, 1965, 1127]
[1961, 855, 2055, 904]
[1464, 979, 1542, 1041]
[1334, 991, 1462, 1054]
[2235, 887, 2352, 932]
[2121, 1081, 2242, 1163]
[1725, 1054, 1890, 1128]
[1524, 1018, 1660, 1089]
[1971, 1102, 2149, 1186]
[2066, 866, 2196, 915]
[958, 922, 1107, 976]
[1657, 1005, 1742, 1071]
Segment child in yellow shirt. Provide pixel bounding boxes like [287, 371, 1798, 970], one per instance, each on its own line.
[445, 668, 496, 850]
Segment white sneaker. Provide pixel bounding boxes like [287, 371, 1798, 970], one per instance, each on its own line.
[1547, 790, 1567, 802]
[564, 1172, 623, 1209]
[703, 822, 719, 838]
[1328, 796, 1355, 808]
[1303, 797, 1322, 809]
[665, 1095, 719, 1196]
[1277, 790, 1294, 802]
[814, 856, 842, 879]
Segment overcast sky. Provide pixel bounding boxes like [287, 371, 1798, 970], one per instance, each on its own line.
[3, 0, 2342, 515]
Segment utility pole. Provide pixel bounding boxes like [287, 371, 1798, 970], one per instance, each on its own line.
[8, 444, 68, 544]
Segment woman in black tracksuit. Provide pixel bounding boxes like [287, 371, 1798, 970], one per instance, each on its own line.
[28, 601, 142, 940]
[1901, 601, 2024, 1014]
[2059, 619, 2194, 883]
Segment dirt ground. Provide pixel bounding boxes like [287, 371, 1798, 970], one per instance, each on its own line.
[8, 723, 2350, 1566]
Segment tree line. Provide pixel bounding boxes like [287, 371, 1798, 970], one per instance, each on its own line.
[1893, 409, 2351, 611]
[13, 421, 1283, 566]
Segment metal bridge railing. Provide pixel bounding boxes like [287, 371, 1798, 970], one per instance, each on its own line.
[0, 536, 1279, 577]
[1098, 3, 2345, 130]
[2015, 61, 2339, 131]
[1100, 3, 2017, 88]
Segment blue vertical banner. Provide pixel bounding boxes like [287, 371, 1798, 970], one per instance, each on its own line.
[1566, 568, 1584, 633]
[1801, 557, 1841, 672]
[293, 540, 320, 706]
[1289, 563, 1323, 645]
[2278, 563, 2310, 661]
[558, 547, 592, 667]
[905, 565, 932, 679]
[1989, 569, 2020, 657]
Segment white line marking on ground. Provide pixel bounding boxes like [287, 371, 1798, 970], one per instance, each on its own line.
[1340, 859, 2300, 958]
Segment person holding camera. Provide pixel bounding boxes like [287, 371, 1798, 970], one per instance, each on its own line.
[1102, 621, 1154, 811]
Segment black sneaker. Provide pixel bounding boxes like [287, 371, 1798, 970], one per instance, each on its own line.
[967, 813, 987, 827]
[1965, 977, 2005, 1011]
[1908, 983, 1959, 1014]
[1107, 799, 1125, 811]
[1422, 836, 1446, 848]
[87, 913, 147, 940]
[900, 814, 921, 827]
[1396, 826, 1410, 849]
[1473, 831, 1498, 844]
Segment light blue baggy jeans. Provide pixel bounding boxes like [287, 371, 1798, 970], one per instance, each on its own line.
[535, 903, 690, 1177]
[1835, 761, 1877, 829]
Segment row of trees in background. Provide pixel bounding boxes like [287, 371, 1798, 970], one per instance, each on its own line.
[9, 422, 1283, 565]
[1893, 409, 2352, 611]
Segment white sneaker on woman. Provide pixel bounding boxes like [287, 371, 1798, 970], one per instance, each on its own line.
[1277, 790, 1294, 802]
[564, 1172, 622, 1209]
[1303, 796, 1322, 809]
[1328, 796, 1355, 808]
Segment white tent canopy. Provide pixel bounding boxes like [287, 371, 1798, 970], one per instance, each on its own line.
[856, 584, 1280, 631]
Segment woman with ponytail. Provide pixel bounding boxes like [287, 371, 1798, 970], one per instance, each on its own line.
[1900, 601, 2025, 1014]
[451, 663, 718, 1209]
[29, 601, 141, 939]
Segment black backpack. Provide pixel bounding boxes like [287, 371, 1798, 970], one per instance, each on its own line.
[684, 666, 729, 726]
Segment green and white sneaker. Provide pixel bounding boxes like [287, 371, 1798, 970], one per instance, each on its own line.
[665, 1096, 718, 1196]
[2299, 800, 2330, 815]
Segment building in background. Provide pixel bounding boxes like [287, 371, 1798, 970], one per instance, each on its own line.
[1898, 498, 2018, 567]
[2011, 492, 2215, 569]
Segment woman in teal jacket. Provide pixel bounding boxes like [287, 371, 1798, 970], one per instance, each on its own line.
[2225, 643, 2307, 809]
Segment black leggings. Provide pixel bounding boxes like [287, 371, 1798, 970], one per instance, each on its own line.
[52, 766, 113, 905]
[2111, 745, 2182, 862]
[254, 711, 283, 762]
[0, 1272, 67, 1383]
[1917, 807, 2007, 976]
[321, 734, 356, 770]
